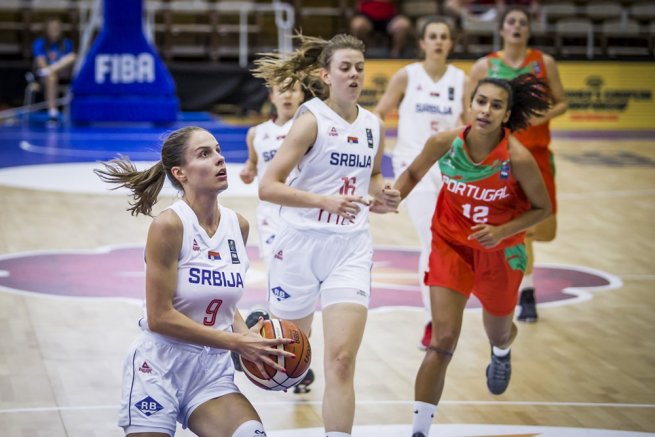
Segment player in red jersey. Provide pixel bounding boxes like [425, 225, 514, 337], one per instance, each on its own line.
[394, 74, 552, 437]
[469, 6, 568, 322]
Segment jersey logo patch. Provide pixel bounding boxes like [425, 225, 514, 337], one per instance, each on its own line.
[347, 136, 359, 144]
[274, 250, 283, 260]
[329, 126, 338, 137]
[366, 128, 374, 148]
[271, 286, 290, 301]
[265, 234, 276, 245]
[500, 160, 510, 180]
[228, 239, 240, 264]
[208, 250, 221, 260]
[138, 361, 153, 374]
[192, 239, 200, 252]
[448, 86, 455, 101]
[135, 396, 164, 417]
[430, 92, 440, 97]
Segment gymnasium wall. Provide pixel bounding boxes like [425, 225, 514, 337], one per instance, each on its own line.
[362, 60, 655, 131]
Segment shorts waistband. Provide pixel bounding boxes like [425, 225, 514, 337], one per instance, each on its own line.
[142, 330, 230, 355]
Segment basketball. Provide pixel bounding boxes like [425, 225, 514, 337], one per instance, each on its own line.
[239, 318, 311, 391]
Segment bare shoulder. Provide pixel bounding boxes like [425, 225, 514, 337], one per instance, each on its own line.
[427, 127, 464, 153]
[150, 208, 183, 236]
[469, 56, 489, 79]
[147, 209, 183, 257]
[508, 135, 533, 163]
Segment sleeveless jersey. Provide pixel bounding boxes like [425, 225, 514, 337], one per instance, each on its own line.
[396, 63, 465, 160]
[141, 200, 249, 339]
[252, 118, 292, 216]
[487, 49, 550, 149]
[434, 127, 531, 251]
[281, 97, 380, 234]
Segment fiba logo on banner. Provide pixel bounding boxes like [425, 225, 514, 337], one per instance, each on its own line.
[94, 53, 155, 84]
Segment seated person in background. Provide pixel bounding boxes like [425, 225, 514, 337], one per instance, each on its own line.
[350, 0, 413, 58]
[446, 0, 539, 24]
[32, 16, 76, 121]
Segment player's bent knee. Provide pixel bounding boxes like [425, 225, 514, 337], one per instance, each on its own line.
[232, 420, 266, 437]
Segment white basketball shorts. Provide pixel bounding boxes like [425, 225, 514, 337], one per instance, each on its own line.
[267, 227, 373, 319]
[118, 331, 239, 436]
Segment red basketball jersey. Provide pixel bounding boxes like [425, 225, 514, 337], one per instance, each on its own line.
[487, 49, 550, 149]
[434, 127, 531, 250]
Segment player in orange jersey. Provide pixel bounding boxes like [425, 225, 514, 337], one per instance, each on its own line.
[469, 6, 568, 322]
[394, 74, 552, 437]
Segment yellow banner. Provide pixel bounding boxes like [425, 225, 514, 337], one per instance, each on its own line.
[362, 60, 655, 131]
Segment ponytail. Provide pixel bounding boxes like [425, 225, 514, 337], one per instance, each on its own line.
[94, 158, 166, 216]
[474, 73, 552, 131]
[253, 33, 365, 99]
[95, 126, 203, 216]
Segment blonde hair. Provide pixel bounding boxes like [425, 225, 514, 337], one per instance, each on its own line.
[94, 126, 204, 216]
[252, 34, 365, 99]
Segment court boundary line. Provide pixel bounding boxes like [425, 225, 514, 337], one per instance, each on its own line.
[1, 399, 654, 414]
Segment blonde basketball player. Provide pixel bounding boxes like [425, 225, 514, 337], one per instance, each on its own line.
[95, 126, 293, 437]
[469, 7, 568, 322]
[240, 80, 305, 264]
[253, 34, 401, 437]
[374, 16, 469, 349]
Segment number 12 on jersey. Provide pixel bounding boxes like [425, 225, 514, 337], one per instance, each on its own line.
[462, 203, 489, 223]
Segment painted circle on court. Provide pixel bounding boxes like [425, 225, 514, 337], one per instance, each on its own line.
[0, 245, 622, 310]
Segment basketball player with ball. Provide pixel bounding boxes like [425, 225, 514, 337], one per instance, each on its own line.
[253, 34, 401, 437]
[95, 126, 293, 437]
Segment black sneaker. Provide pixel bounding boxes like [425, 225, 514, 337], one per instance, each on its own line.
[486, 348, 512, 395]
[517, 287, 538, 322]
[412, 433, 426, 437]
[231, 306, 271, 371]
[293, 368, 314, 394]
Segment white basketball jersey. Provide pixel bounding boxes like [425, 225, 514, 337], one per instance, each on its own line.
[140, 200, 249, 337]
[396, 63, 465, 160]
[253, 119, 292, 219]
[280, 97, 380, 234]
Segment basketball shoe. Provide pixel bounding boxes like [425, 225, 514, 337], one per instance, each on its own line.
[231, 306, 270, 372]
[419, 322, 432, 350]
[293, 368, 315, 394]
[412, 433, 426, 437]
[486, 348, 512, 395]
[517, 287, 538, 322]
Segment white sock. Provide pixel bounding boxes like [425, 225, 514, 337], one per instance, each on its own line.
[48, 108, 59, 118]
[492, 346, 511, 357]
[232, 420, 265, 437]
[412, 401, 437, 435]
[520, 273, 534, 290]
[325, 432, 350, 437]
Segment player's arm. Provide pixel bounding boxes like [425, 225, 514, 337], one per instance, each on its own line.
[369, 121, 400, 213]
[394, 128, 459, 200]
[459, 73, 472, 125]
[373, 67, 407, 120]
[240, 126, 258, 184]
[468, 57, 489, 91]
[470, 137, 551, 248]
[259, 111, 369, 221]
[530, 54, 568, 126]
[144, 211, 291, 369]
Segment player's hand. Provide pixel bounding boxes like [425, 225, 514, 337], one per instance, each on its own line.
[239, 166, 256, 184]
[322, 195, 370, 223]
[369, 183, 400, 214]
[468, 224, 506, 249]
[236, 317, 294, 375]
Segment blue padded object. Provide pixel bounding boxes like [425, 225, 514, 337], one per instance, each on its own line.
[71, 0, 179, 123]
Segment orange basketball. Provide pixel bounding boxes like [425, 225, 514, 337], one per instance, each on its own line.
[239, 319, 311, 391]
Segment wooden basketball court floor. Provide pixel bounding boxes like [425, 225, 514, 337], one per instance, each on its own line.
[0, 122, 654, 436]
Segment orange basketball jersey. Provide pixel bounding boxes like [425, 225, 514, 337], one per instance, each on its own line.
[487, 49, 550, 149]
[434, 127, 531, 251]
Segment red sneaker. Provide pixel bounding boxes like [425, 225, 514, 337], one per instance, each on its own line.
[419, 322, 432, 350]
